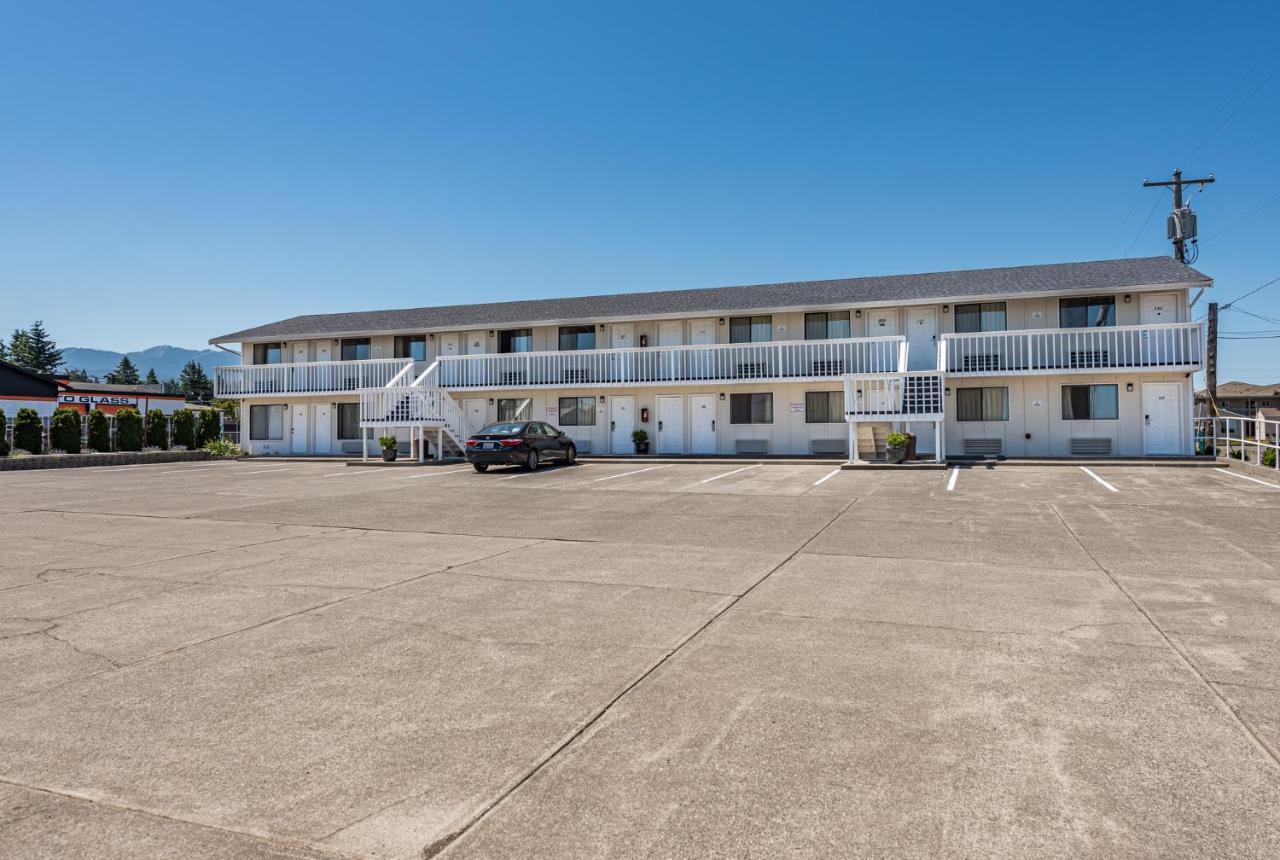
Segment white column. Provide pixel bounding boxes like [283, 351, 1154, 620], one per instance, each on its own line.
[362, 427, 368, 462]
[934, 420, 944, 464]
[848, 421, 860, 464]
[419, 426, 425, 463]
[437, 426, 444, 460]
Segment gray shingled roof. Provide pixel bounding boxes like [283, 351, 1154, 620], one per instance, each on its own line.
[210, 256, 1210, 344]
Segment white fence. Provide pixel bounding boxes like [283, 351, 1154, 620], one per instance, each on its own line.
[215, 358, 412, 397]
[435, 337, 903, 389]
[1195, 413, 1279, 469]
[943, 322, 1203, 376]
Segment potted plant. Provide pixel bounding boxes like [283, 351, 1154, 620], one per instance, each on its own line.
[885, 431, 910, 464]
[631, 429, 650, 455]
[378, 435, 399, 462]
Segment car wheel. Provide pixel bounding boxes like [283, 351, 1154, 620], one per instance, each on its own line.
[564, 445, 576, 464]
[525, 450, 539, 471]
[473, 463, 488, 473]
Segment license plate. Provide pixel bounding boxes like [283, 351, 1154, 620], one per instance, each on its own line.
[483, 442, 499, 450]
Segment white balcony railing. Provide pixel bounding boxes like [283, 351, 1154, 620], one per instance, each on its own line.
[214, 358, 412, 397]
[942, 322, 1203, 376]
[359, 383, 471, 441]
[434, 336, 903, 390]
[844, 372, 945, 419]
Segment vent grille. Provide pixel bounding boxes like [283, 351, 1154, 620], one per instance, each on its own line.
[500, 371, 528, 386]
[734, 362, 768, 378]
[962, 354, 1001, 372]
[561, 369, 591, 384]
[963, 438, 1003, 456]
[810, 359, 846, 376]
[1070, 438, 1112, 456]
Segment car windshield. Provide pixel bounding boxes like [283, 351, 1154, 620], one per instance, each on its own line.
[478, 422, 527, 436]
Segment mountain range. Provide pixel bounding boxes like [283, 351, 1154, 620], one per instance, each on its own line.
[61, 345, 237, 381]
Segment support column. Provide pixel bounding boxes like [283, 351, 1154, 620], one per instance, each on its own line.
[934, 419, 944, 464]
[419, 426, 425, 463]
[848, 421, 860, 464]
[362, 427, 368, 462]
[437, 426, 444, 461]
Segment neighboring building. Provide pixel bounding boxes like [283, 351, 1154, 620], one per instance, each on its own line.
[210, 256, 1209, 460]
[0, 360, 59, 419]
[1196, 380, 1280, 415]
[55, 380, 190, 417]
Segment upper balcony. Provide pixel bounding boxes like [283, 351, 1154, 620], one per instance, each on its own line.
[434, 337, 903, 390]
[941, 322, 1203, 377]
[215, 358, 411, 398]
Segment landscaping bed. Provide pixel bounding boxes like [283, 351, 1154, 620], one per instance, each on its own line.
[0, 450, 213, 471]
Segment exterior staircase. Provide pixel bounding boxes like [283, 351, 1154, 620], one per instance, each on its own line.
[856, 424, 888, 460]
[359, 362, 472, 458]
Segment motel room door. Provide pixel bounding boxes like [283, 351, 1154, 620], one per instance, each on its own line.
[1143, 382, 1182, 455]
[609, 396, 635, 454]
[689, 393, 717, 454]
[656, 395, 685, 454]
[313, 404, 332, 455]
[290, 405, 309, 455]
[463, 398, 487, 434]
[906, 307, 938, 371]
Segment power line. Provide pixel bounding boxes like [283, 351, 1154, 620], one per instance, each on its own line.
[1122, 194, 1163, 256]
[1202, 191, 1280, 242]
[1181, 36, 1280, 164]
[1230, 306, 1280, 325]
[1221, 272, 1280, 308]
[1221, 115, 1280, 166]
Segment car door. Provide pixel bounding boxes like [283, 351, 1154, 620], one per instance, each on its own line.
[534, 422, 562, 460]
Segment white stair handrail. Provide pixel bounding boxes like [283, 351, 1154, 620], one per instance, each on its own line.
[410, 360, 440, 387]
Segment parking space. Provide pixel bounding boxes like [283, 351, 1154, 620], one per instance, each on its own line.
[2, 459, 1280, 858]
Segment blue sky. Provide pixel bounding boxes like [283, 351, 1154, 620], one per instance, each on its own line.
[2, 2, 1278, 381]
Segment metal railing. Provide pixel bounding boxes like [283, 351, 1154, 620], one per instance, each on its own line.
[844, 372, 945, 419]
[433, 337, 903, 389]
[359, 383, 471, 442]
[214, 358, 412, 397]
[1195, 413, 1279, 469]
[942, 322, 1203, 376]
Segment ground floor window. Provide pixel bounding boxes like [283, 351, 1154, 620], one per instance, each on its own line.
[497, 398, 532, 421]
[249, 404, 285, 440]
[955, 387, 1009, 421]
[337, 403, 361, 439]
[557, 396, 596, 426]
[1062, 384, 1118, 420]
[805, 390, 843, 423]
[730, 393, 773, 424]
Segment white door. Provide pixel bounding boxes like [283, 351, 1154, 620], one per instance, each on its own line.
[1143, 383, 1182, 455]
[656, 395, 685, 454]
[611, 324, 635, 382]
[689, 393, 717, 454]
[869, 310, 898, 336]
[1140, 292, 1176, 324]
[657, 321, 683, 381]
[313, 404, 332, 455]
[1140, 292, 1179, 365]
[316, 341, 332, 362]
[293, 343, 309, 363]
[688, 319, 716, 380]
[290, 405, 309, 455]
[439, 334, 460, 357]
[609, 396, 635, 454]
[463, 398, 487, 435]
[466, 333, 486, 354]
[906, 308, 938, 371]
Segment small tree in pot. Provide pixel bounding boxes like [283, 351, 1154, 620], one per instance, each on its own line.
[378, 435, 398, 462]
[885, 431, 910, 464]
[631, 429, 649, 455]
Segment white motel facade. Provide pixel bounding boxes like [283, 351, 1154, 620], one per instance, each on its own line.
[210, 257, 1209, 462]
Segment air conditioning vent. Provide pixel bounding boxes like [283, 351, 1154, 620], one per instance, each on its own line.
[734, 362, 768, 378]
[963, 438, 1003, 456]
[500, 371, 528, 386]
[1068, 350, 1110, 369]
[810, 359, 846, 376]
[561, 369, 591, 384]
[962, 354, 1001, 372]
[1071, 438, 1112, 456]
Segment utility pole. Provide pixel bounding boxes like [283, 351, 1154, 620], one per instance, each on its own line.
[1143, 169, 1215, 263]
[1206, 302, 1219, 412]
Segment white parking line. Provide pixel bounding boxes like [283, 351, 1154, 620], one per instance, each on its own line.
[401, 467, 475, 479]
[319, 469, 385, 478]
[592, 464, 673, 483]
[242, 467, 298, 475]
[813, 468, 841, 486]
[1079, 466, 1119, 493]
[946, 467, 959, 492]
[701, 464, 761, 484]
[498, 464, 591, 480]
[1215, 468, 1280, 490]
[157, 467, 221, 474]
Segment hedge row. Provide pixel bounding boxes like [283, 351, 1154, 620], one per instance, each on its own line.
[1, 406, 222, 456]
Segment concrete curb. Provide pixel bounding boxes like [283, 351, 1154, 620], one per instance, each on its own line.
[0, 451, 214, 471]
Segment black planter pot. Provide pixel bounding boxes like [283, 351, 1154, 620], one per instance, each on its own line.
[381, 448, 398, 462]
[885, 446, 906, 464]
[634, 442, 650, 454]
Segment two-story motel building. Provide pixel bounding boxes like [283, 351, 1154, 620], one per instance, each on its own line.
[210, 256, 1209, 462]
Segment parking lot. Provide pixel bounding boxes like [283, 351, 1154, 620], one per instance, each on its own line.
[2, 458, 1279, 858]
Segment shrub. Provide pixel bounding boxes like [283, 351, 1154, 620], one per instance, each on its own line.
[87, 409, 111, 452]
[116, 408, 143, 451]
[885, 431, 911, 449]
[631, 429, 648, 444]
[145, 409, 169, 449]
[13, 408, 42, 454]
[50, 408, 82, 454]
[0, 408, 8, 457]
[378, 435, 397, 449]
[171, 408, 195, 449]
[196, 408, 220, 446]
[202, 437, 243, 457]
[1264, 448, 1277, 469]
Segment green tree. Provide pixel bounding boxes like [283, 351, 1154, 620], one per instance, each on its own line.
[50, 408, 82, 454]
[7, 329, 32, 370]
[211, 398, 239, 419]
[13, 408, 42, 454]
[23, 320, 63, 374]
[145, 408, 169, 449]
[116, 408, 143, 451]
[0, 335, 7, 363]
[171, 408, 195, 448]
[65, 368, 92, 382]
[179, 360, 213, 401]
[145, 368, 159, 385]
[197, 407, 221, 446]
[105, 355, 141, 385]
[87, 409, 111, 452]
[0, 409, 8, 456]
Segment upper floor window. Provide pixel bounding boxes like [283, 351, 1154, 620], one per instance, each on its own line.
[954, 302, 1007, 333]
[341, 338, 371, 361]
[729, 315, 772, 344]
[499, 329, 533, 353]
[558, 325, 596, 351]
[804, 312, 851, 340]
[1059, 296, 1115, 328]
[252, 343, 283, 364]
[394, 335, 426, 361]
